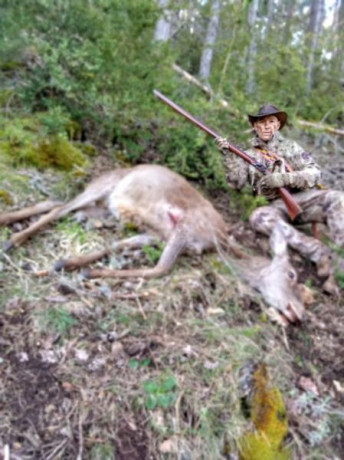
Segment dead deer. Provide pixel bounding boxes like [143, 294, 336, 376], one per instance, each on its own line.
[0, 164, 309, 323]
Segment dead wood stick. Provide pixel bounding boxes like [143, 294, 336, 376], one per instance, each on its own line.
[172, 64, 238, 114]
[296, 119, 344, 137]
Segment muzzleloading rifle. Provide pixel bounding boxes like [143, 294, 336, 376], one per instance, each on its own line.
[153, 89, 302, 221]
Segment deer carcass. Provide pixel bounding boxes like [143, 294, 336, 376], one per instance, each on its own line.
[1, 164, 308, 323]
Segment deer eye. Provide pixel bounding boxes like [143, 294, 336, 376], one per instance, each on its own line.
[288, 270, 296, 280]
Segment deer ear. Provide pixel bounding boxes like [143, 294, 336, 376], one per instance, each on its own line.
[269, 222, 288, 257]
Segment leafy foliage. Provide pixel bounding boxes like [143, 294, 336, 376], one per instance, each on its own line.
[142, 374, 177, 410]
[142, 242, 164, 265]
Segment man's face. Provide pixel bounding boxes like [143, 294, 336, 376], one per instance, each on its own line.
[253, 115, 280, 141]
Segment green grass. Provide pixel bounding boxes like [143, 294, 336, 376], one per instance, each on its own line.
[36, 306, 77, 335]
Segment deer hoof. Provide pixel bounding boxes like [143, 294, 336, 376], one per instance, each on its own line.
[53, 260, 66, 272]
[3, 240, 13, 252]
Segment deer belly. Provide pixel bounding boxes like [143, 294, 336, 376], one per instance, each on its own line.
[108, 195, 179, 240]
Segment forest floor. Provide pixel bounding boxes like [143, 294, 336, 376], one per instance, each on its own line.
[0, 131, 343, 459]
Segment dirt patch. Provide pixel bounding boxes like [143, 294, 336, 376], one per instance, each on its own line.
[115, 418, 151, 460]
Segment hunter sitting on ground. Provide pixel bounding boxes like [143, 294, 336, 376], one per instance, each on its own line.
[215, 104, 344, 294]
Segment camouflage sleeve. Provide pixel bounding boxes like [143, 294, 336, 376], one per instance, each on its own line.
[286, 140, 322, 189]
[223, 152, 249, 190]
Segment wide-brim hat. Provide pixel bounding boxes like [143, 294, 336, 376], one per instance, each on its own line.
[248, 104, 287, 130]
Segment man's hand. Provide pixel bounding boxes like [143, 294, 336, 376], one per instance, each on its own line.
[215, 137, 230, 153]
[257, 172, 291, 195]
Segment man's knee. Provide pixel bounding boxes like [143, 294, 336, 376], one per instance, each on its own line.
[324, 191, 344, 247]
[325, 190, 344, 209]
[249, 205, 282, 234]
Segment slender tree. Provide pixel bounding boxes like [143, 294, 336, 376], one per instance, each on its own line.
[333, 0, 344, 79]
[265, 0, 275, 36]
[154, 0, 172, 42]
[246, 0, 259, 95]
[305, 0, 325, 94]
[199, 0, 221, 82]
[283, 0, 295, 43]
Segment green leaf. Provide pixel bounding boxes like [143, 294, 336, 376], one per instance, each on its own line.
[161, 375, 177, 392]
[128, 358, 139, 369]
[157, 393, 176, 409]
[142, 380, 159, 394]
[145, 394, 157, 410]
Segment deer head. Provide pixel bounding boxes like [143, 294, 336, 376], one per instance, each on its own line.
[248, 223, 306, 323]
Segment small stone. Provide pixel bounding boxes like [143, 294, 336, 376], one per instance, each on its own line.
[75, 349, 89, 362]
[111, 342, 124, 357]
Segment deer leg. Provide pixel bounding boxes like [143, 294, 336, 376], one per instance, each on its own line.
[250, 205, 332, 274]
[0, 200, 62, 226]
[53, 234, 158, 272]
[4, 206, 64, 251]
[83, 230, 186, 280]
[3, 183, 115, 251]
[114, 234, 159, 251]
[53, 247, 111, 272]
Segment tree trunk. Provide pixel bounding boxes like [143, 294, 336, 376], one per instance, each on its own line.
[154, 0, 172, 42]
[199, 0, 221, 82]
[305, 0, 324, 94]
[266, 0, 274, 36]
[283, 0, 295, 43]
[340, 0, 344, 78]
[246, 0, 259, 95]
[333, 0, 344, 80]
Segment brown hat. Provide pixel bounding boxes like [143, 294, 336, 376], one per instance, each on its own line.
[248, 104, 287, 130]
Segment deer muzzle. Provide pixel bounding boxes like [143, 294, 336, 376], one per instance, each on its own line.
[283, 301, 305, 323]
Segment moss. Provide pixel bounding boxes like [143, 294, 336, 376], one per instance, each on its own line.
[1, 135, 87, 170]
[0, 114, 95, 171]
[231, 191, 268, 221]
[34, 136, 86, 170]
[238, 363, 290, 460]
[0, 189, 13, 205]
[65, 120, 83, 141]
[239, 432, 290, 460]
[76, 141, 98, 157]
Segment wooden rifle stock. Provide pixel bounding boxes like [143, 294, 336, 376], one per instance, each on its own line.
[153, 89, 302, 221]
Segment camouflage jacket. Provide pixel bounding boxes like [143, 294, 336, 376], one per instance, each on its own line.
[223, 132, 322, 200]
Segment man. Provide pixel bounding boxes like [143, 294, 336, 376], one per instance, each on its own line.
[216, 104, 344, 293]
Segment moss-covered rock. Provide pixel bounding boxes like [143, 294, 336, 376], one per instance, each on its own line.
[0, 115, 96, 171]
[238, 363, 290, 460]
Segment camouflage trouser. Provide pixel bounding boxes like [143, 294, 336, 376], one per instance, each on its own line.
[249, 189, 344, 275]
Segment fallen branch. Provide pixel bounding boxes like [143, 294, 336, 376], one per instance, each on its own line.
[172, 64, 238, 114]
[296, 119, 344, 137]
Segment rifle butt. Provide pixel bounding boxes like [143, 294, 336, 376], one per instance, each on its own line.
[278, 188, 302, 220]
